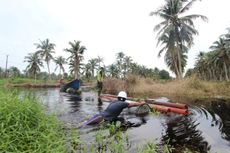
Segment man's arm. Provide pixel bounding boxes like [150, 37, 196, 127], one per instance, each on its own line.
[126, 100, 145, 107]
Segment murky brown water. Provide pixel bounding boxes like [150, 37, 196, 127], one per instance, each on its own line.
[20, 88, 230, 153]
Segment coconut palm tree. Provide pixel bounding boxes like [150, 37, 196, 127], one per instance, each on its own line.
[194, 50, 223, 80]
[64, 40, 86, 79]
[123, 56, 133, 78]
[194, 51, 206, 79]
[82, 63, 92, 80]
[54, 56, 67, 78]
[88, 58, 98, 77]
[150, 0, 207, 79]
[96, 56, 104, 68]
[107, 64, 119, 78]
[116, 52, 125, 78]
[24, 53, 43, 80]
[34, 39, 55, 78]
[210, 38, 230, 81]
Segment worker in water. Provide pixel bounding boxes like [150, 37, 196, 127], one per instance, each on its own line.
[101, 91, 145, 123]
[83, 91, 145, 126]
[96, 67, 105, 97]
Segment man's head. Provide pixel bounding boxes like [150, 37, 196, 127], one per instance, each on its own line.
[117, 91, 127, 101]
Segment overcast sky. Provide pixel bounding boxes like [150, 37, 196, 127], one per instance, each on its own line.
[0, 0, 230, 75]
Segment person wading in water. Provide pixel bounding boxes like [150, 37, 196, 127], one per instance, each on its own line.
[97, 67, 105, 103]
[101, 91, 145, 123]
[83, 91, 146, 127]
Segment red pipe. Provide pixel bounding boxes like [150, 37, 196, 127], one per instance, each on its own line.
[146, 99, 188, 109]
[168, 107, 188, 115]
[150, 104, 170, 112]
[150, 104, 188, 115]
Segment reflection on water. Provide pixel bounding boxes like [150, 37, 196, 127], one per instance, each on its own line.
[19, 88, 230, 153]
[208, 101, 230, 141]
[161, 114, 211, 152]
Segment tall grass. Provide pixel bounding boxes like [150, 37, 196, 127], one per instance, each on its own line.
[103, 75, 230, 103]
[0, 89, 69, 152]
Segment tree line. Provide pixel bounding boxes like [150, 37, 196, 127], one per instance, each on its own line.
[0, 39, 171, 81]
[190, 28, 230, 81]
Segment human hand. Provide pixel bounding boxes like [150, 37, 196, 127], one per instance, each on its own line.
[140, 101, 146, 105]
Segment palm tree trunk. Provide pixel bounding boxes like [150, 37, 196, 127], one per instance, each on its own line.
[219, 70, 223, 81]
[177, 53, 183, 79]
[208, 69, 212, 80]
[59, 67, 61, 78]
[172, 52, 180, 79]
[75, 58, 80, 79]
[61, 66, 65, 79]
[34, 73, 37, 83]
[223, 62, 229, 81]
[47, 61, 51, 80]
[176, 27, 183, 79]
[74, 64, 77, 79]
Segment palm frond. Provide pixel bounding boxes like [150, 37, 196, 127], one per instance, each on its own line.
[180, 0, 197, 14]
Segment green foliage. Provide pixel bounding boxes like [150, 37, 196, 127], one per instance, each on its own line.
[7, 77, 42, 84]
[137, 139, 175, 153]
[159, 70, 171, 80]
[0, 89, 68, 152]
[0, 79, 6, 86]
[69, 129, 84, 152]
[76, 123, 130, 153]
[137, 141, 157, 153]
[184, 68, 194, 78]
[195, 36, 230, 81]
[24, 52, 43, 78]
[0, 77, 58, 86]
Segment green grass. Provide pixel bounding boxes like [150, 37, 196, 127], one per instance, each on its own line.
[0, 89, 71, 153]
[0, 77, 59, 88]
[0, 79, 5, 86]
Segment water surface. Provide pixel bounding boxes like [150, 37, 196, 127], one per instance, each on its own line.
[20, 88, 230, 153]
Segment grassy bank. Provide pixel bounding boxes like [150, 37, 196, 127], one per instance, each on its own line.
[0, 78, 60, 88]
[0, 89, 74, 152]
[102, 75, 230, 103]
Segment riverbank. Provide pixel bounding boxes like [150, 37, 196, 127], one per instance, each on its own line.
[102, 75, 230, 103]
[0, 88, 79, 152]
[1, 76, 230, 103]
[0, 78, 60, 88]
